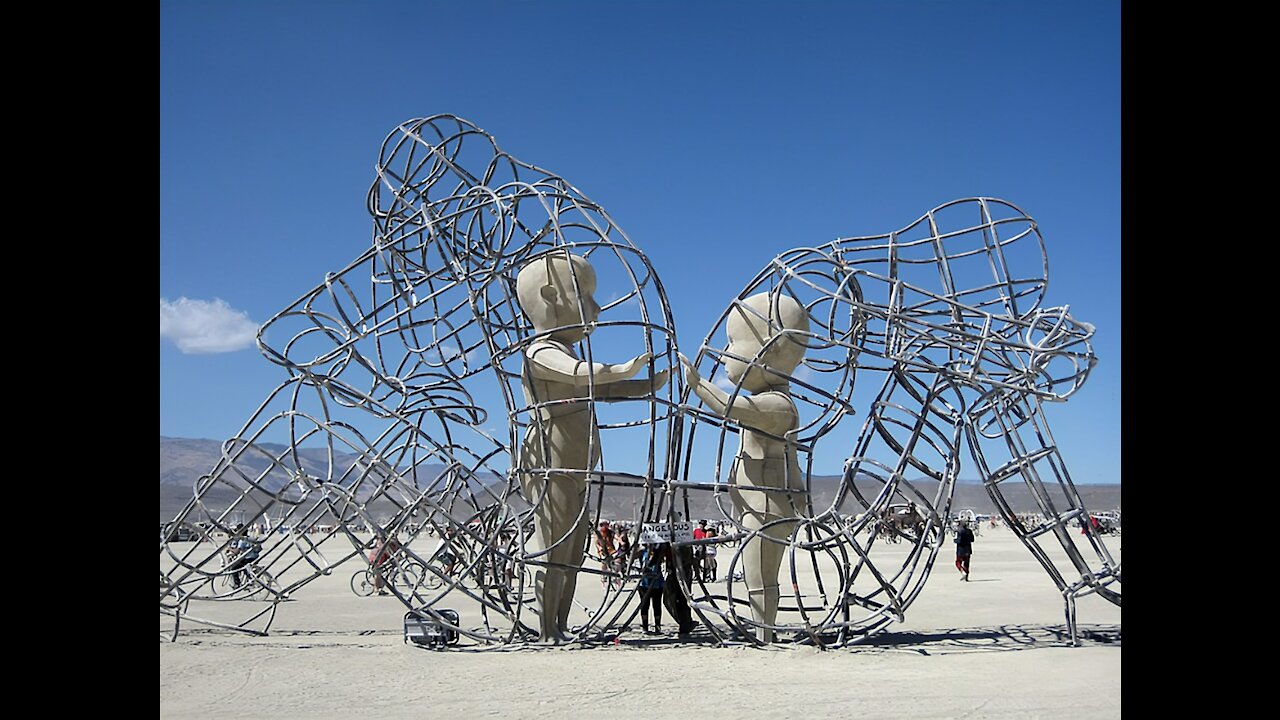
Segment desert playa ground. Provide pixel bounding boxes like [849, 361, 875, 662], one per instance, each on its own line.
[159, 525, 1120, 719]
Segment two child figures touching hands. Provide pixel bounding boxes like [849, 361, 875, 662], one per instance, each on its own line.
[515, 250, 807, 642]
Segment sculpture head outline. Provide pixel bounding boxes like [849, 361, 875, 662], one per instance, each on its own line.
[515, 251, 601, 344]
[723, 293, 810, 393]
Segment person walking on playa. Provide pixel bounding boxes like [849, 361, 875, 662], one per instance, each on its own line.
[955, 520, 975, 581]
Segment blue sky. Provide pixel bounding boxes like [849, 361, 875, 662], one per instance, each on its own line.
[160, 1, 1121, 484]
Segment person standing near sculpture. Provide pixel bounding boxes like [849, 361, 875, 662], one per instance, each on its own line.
[614, 525, 632, 578]
[514, 251, 668, 643]
[594, 521, 618, 588]
[955, 520, 975, 581]
[370, 531, 402, 595]
[692, 519, 709, 581]
[637, 542, 667, 635]
[663, 541, 699, 637]
[680, 292, 810, 642]
[702, 526, 719, 582]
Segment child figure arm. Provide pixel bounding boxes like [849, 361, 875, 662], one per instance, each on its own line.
[678, 353, 792, 433]
[525, 343, 653, 387]
[595, 368, 670, 398]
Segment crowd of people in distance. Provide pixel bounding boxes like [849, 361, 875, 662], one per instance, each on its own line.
[591, 518, 734, 637]
[594, 519, 727, 586]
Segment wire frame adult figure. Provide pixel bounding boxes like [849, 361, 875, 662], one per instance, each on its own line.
[676, 197, 1118, 646]
[160, 115, 683, 643]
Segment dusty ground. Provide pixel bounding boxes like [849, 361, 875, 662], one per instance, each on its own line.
[160, 525, 1121, 718]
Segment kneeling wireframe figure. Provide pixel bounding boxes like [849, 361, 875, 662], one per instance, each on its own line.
[680, 292, 808, 642]
[515, 251, 668, 642]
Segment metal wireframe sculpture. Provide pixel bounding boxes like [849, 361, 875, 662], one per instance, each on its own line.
[160, 116, 1118, 647]
[676, 198, 1119, 646]
[160, 114, 683, 643]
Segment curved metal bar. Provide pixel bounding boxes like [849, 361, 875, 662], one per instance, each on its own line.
[161, 116, 1115, 648]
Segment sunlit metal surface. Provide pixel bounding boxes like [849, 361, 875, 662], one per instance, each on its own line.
[160, 116, 1118, 647]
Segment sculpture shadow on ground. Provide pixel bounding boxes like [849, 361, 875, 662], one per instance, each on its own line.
[840, 623, 1122, 656]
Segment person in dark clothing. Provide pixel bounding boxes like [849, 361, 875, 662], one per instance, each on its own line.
[637, 543, 667, 634]
[954, 520, 975, 581]
[663, 542, 698, 636]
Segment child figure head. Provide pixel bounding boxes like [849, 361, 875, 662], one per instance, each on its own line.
[515, 251, 601, 344]
[723, 292, 809, 393]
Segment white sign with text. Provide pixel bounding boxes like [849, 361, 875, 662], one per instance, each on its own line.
[639, 521, 694, 544]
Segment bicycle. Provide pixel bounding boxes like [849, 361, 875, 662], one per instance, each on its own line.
[351, 560, 428, 597]
[217, 561, 281, 601]
[206, 539, 282, 600]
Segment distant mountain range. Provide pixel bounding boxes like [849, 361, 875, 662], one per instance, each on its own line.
[160, 436, 1121, 523]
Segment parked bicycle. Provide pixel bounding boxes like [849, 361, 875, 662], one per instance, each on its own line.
[350, 559, 427, 596]
[216, 556, 281, 601]
[214, 523, 281, 601]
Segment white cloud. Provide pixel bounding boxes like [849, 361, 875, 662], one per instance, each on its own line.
[160, 297, 260, 354]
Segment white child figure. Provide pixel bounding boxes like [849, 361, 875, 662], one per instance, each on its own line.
[680, 292, 809, 642]
[514, 251, 668, 642]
